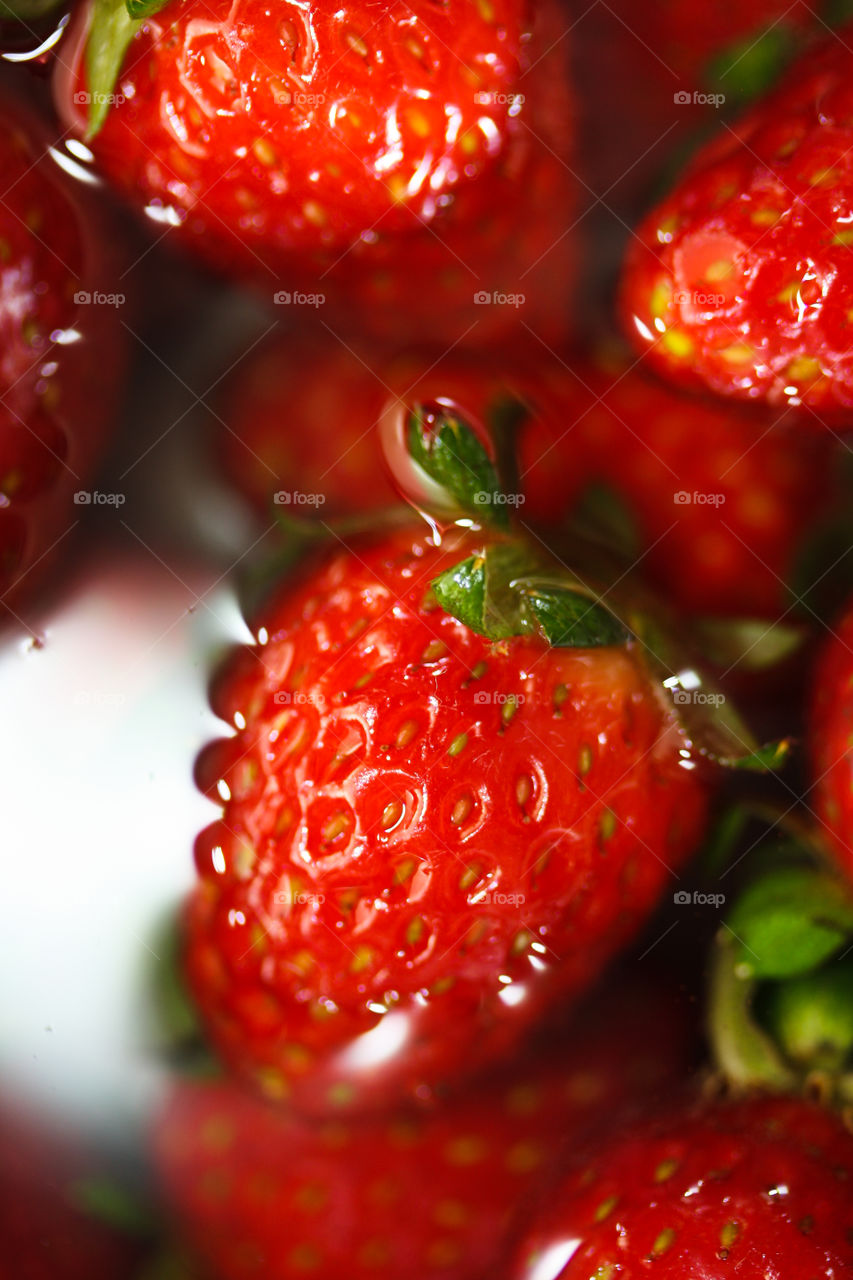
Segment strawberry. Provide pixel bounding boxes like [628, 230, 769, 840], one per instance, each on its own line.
[215, 330, 570, 523]
[216, 327, 843, 627]
[510, 1093, 853, 1279]
[572, 0, 818, 221]
[0, 90, 126, 616]
[53, 0, 576, 346]
[0, 1094, 149, 1280]
[512, 822, 853, 1280]
[619, 24, 853, 417]
[810, 600, 853, 881]
[182, 407, 790, 1112]
[544, 346, 843, 622]
[154, 974, 696, 1280]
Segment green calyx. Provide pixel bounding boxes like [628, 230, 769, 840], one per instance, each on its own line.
[432, 544, 630, 650]
[708, 852, 853, 1109]
[83, 0, 171, 137]
[405, 401, 518, 531]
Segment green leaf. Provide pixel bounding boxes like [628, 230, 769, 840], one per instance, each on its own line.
[407, 406, 510, 530]
[707, 24, 795, 104]
[692, 617, 807, 673]
[432, 554, 492, 637]
[125, 0, 168, 16]
[569, 481, 641, 562]
[432, 545, 631, 650]
[68, 1178, 155, 1236]
[515, 579, 630, 649]
[761, 960, 853, 1072]
[84, 0, 142, 138]
[726, 867, 853, 981]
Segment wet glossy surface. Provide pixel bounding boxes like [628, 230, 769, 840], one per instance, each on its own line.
[185, 523, 708, 1113]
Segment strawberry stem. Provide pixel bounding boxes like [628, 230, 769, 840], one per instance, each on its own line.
[707, 826, 853, 1108]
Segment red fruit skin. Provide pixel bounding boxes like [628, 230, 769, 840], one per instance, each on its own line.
[620, 27, 853, 418]
[218, 328, 841, 624]
[153, 976, 696, 1280]
[510, 1094, 853, 1279]
[572, 0, 816, 217]
[57, 0, 576, 346]
[0, 93, 126, 615]
[810, 601, 853, 881]
[184, 523, 709, 1113]
[0, 1097, 145, 1280]
[215, 332, 573, 523]
[543, 349, 840, 620]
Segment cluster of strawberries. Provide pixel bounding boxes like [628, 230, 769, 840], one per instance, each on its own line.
[5, 0, 853, 1276]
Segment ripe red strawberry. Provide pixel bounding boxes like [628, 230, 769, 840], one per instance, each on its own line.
[512, 838, 853, 1279]
[0, 1094, 148, 1280]
[54, 0, 576, 345]
[810, 600, 853, 881]
[620, 25, 853, 416]
[0, 91, 126, 615]
[215, 330, 571, 523]
[153, 975, 696, 1280]
[510, 1093, 853, 1279]
[216, 328, 842, 625]
[185, 511, 711, 1113]
[573, 0, 817, 220]
[545, 347, 842, 621]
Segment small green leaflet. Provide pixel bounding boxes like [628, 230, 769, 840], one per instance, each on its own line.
[407, 406, 510, 530]
[431, 545, 630, 649]
[84, 0, 171, 138]
[726, 866, 853, 981]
